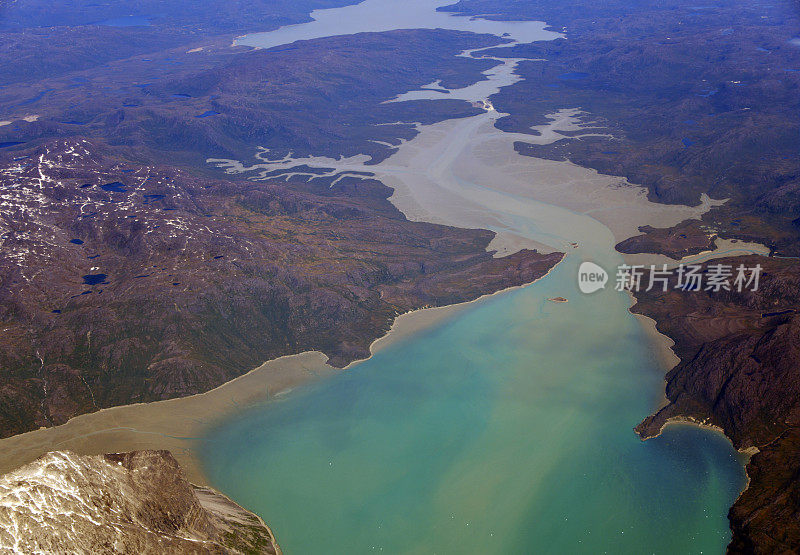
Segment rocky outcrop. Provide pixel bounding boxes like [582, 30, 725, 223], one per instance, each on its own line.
[0, 450, 278, 554]
[635, 313, 800, 449]
[631, 257, 800, 553]
[728, 428, 800, 553]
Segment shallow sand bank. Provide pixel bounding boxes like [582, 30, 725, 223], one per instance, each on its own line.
[0, 352, 335, 483]
[0, 275, 552, 483]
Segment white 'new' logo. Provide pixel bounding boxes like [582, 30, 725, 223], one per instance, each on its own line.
[578, 261, 608, 294]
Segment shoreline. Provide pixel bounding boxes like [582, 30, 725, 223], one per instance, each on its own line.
[625, 290, 680, 408]
[641, 415, 758, 456]
[624, 244, 776, 510]
[344, 255, 563, 370]
[0, 260, 562, 485]
[640, 415, 755, 506]
[628, 300, 758, 515]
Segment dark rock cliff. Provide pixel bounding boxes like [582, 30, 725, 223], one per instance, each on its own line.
[631, 257, 800, 553]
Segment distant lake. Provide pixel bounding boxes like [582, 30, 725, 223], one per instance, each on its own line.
[100, 182, 127, 193]
[82, 273, 107, 285]
[236, 0, 562, 49]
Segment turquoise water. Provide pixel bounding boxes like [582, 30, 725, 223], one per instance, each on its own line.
[200, 255, 747, 554]
[200, 2, 747, 551]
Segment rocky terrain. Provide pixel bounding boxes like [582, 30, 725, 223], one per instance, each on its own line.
[0, 0, 356, 83]
[1, 0, 798, 551]
[728, 428, 800, 553]
[0, 449, 278, 553]
[0, 29, 504, 168]
[0, 4, 567, 442]
[0, 138, 560, 438]
[615, 220, 717, 261]
[631, 257, 800, 553]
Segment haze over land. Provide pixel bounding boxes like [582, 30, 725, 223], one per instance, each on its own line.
[0, 0, 798, 552]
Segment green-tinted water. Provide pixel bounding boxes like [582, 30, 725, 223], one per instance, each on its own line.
[201, 3, 747, 552]
[200, 254, 746, 554]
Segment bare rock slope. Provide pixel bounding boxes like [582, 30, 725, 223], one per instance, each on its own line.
[0, 450, 278, 554]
